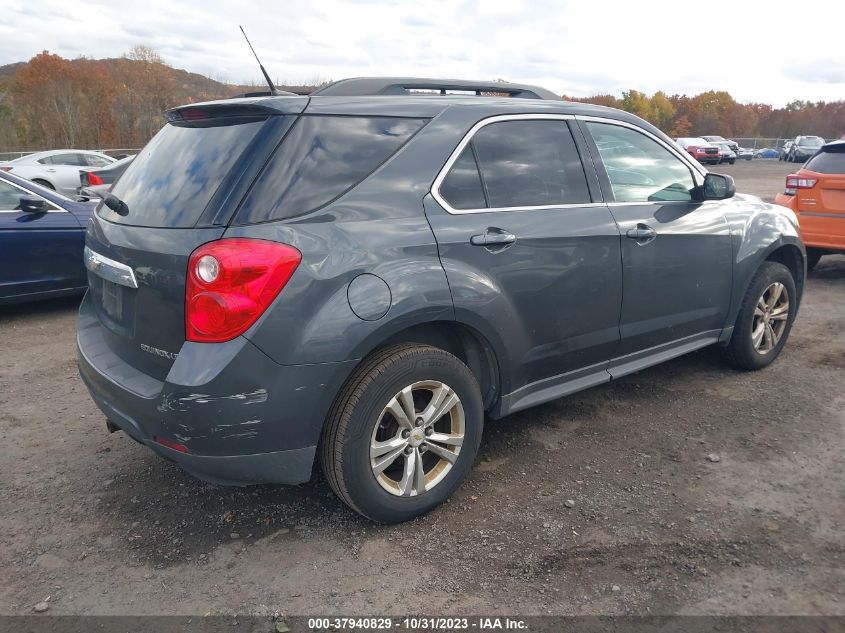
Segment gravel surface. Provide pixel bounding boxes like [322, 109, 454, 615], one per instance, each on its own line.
[0, 162, 842, 616]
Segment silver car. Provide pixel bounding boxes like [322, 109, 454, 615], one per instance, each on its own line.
[0, 150, 116, 197]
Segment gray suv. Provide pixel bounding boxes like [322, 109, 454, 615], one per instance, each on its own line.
[78, 78, 805, 523]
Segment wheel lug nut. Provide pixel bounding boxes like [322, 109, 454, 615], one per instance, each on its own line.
[415, 418, 423, 427]
[404, 446, 413, 455]
[420, 445, 427, 453]
[425, 428, 433, 436]
[402, 429, 410, 438]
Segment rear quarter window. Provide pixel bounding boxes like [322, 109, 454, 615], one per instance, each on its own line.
[234, 115, 426, 224]
[805, 150, 845, 174]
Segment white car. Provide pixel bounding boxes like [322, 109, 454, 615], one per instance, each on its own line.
[0, 150, 116, 197]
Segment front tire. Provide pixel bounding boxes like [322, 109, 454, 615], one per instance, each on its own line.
[320, 344, 483, 523]
[721, 262, 797, 370]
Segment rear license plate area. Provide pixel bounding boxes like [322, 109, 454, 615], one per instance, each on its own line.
[101, 279, 123, 320]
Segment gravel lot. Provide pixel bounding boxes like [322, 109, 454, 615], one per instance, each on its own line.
[1, 161, 843, 617]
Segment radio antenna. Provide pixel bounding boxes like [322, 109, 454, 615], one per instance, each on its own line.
[239, 25, 278, 95]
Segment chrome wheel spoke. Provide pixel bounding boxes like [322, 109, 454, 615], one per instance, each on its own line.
[398, 449, 417, 497]
[385, 393, 414, 430]
[752, 322, 765, 348]
[424, 441, 458, 464]
[371, 434, 407, 459]
[427, 431, 464, 447]
[413, 448, 426, 495]
[767, 283, 783, 309]
[422, 388, 459, 427]
[764, 323, 775, 350]
[372, 445, 406, 476]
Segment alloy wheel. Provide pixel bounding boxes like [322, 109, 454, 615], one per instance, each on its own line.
[751, 282, 789, 354]
[369, 381, 465, 497]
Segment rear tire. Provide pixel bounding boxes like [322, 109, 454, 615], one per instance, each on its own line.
[320, 344, 483, 523]
[721, 262, 797, 370]
[806, 249, 823, 271]
[32, 179, 54, 190]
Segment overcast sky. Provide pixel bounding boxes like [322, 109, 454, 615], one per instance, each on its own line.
[2, 0, 843, 106]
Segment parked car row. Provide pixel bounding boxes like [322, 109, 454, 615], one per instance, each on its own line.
[675, 136, 740, 165]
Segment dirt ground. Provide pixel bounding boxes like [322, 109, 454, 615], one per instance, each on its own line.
[0, 161, 843, 617]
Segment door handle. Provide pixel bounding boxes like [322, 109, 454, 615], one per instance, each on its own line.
[470, 229, 516, 247]
[626, 224, 657, 241]
[45, 168, 56, 173]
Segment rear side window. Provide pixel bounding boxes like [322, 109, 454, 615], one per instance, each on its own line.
[471, 120, 590, 208]
[100, 118, 267, 227]
[805, 149, 845, 174]
[439, 146, 487, 210]
[236, 116, 426, 223]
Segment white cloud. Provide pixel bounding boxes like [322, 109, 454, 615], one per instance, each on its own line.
[1, 0, 844, 106]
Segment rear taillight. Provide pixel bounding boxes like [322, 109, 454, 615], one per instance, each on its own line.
[185, 239, 301, 343]
[1, 166, 12, 172]
[87, 172, 104, 186]
[784, 174, 817, 195]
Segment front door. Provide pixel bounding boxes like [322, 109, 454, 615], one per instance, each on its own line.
[425, 116, 622, 401]
[579, 119, 733, 371]
[0, 178, 84, 300]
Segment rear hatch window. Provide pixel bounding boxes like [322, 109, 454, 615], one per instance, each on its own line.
[805, 146, 845, 174]
[234, 115, 426, 224]
[99, 116, 269, 227]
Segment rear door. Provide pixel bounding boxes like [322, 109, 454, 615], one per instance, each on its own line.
[425, 115, 622, 399]
[0, 178, 84, 299]
[798, 146, 845, 249]
[579, 119, 733, 371]
[84, 105, 300, 380]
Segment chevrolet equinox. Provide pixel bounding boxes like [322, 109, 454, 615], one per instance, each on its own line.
[78, 77, 806, 522]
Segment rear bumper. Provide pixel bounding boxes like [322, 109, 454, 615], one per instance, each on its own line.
[77, 292, 357, 485]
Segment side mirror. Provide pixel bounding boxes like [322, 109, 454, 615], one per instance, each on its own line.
[702, 173, 736, 200]
[20, 195, 48, 213]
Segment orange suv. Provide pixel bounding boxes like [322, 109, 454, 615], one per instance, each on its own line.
[775, 140, 845, 269]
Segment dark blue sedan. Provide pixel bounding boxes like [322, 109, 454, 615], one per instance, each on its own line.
[0, 171, 96, 304]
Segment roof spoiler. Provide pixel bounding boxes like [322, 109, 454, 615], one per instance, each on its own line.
[311, 77, 560, 100]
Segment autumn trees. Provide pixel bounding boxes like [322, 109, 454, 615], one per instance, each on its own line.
[0, 48, 843, 153]
[568, 89, 845, 140]
[0, 48, 246, 152]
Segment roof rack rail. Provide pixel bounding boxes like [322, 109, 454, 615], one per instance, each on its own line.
[311, 77, 560, 100]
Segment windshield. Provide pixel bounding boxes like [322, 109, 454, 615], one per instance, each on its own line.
[798, 137, 824, 148]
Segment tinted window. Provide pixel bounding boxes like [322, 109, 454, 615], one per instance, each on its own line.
[440, 146, 486, 210]
[84, 154, 112, 167]
[0, 180, 23, 210]
[805, 149, 845, 174]
[49, 153, 87, 166]
[471, 120, 590, 208]
[237, 116, 426, 223]
[101, 118, 267, 227]
[586, 122, 696, 202]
